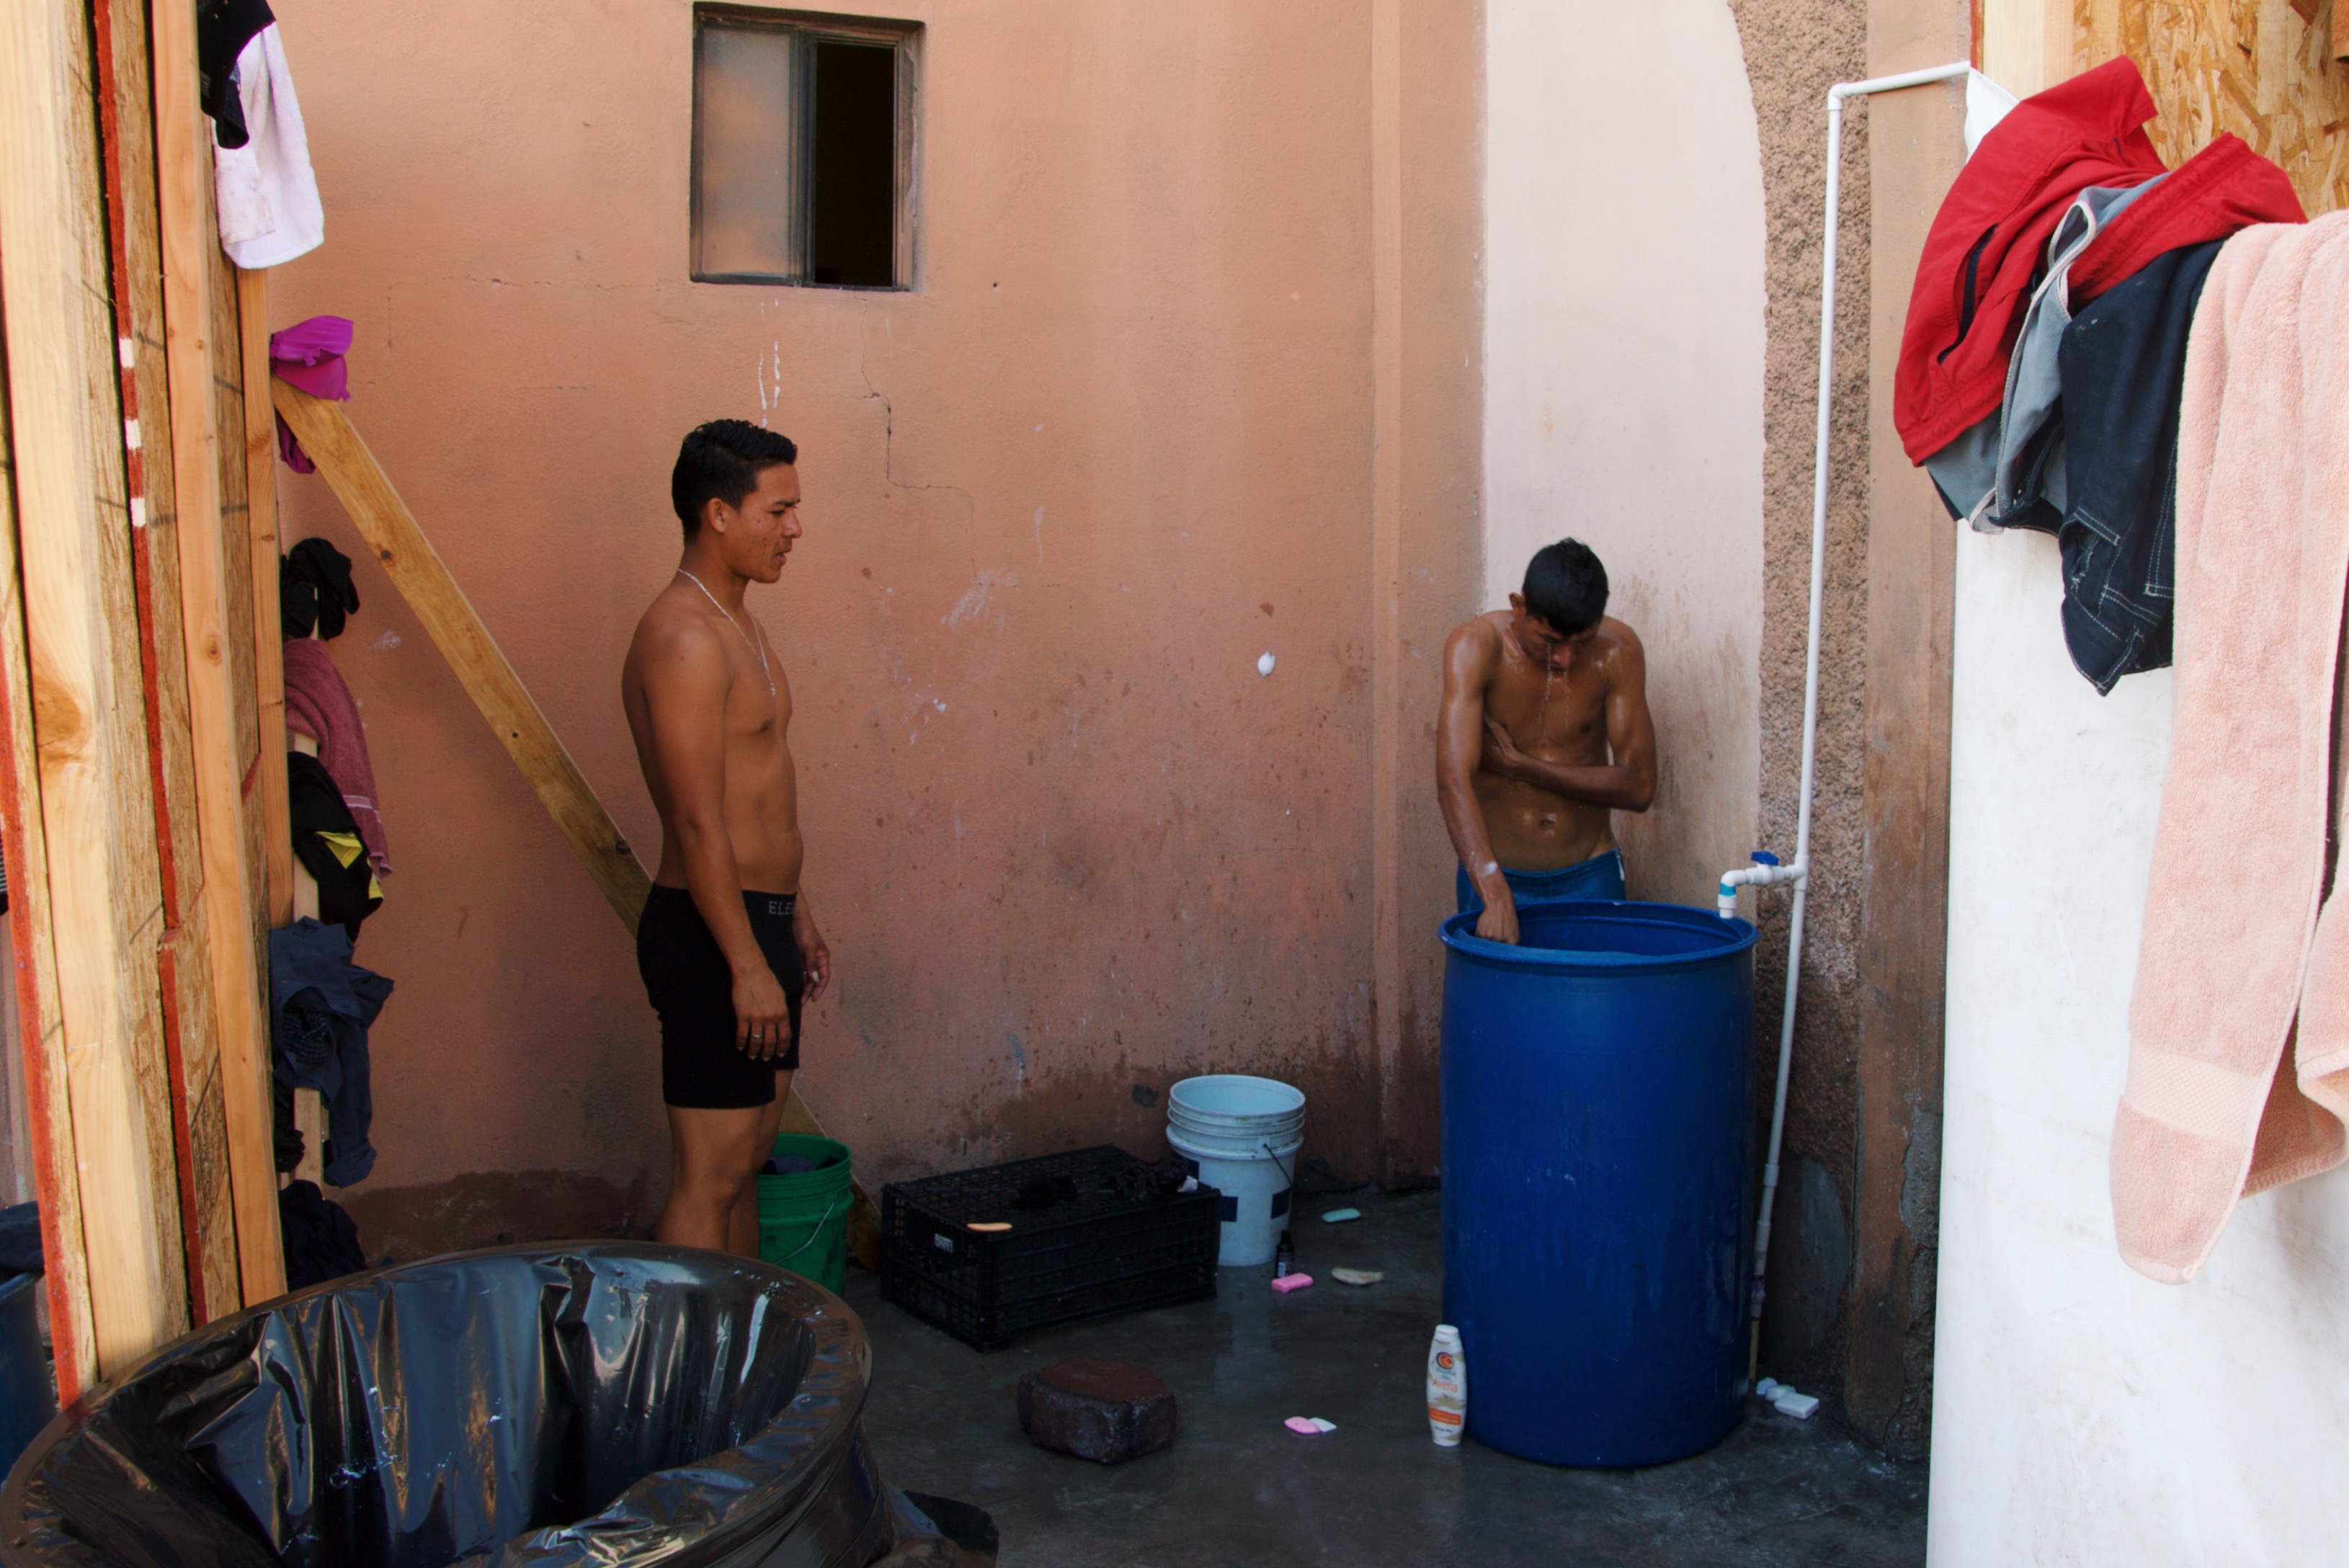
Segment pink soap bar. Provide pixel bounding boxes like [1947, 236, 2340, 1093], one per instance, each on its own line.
[1271, 1273, 1314, 1293]
[1284, 1416, 1335, 1435]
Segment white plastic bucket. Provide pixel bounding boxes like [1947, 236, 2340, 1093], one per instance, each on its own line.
[1167, 1075, 1306, 1267]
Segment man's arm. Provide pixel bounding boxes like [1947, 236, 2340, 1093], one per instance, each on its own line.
[1438, 622, 1521, 945]
[643, 622, 794, 1056]
[1480, 628, 1657, 812]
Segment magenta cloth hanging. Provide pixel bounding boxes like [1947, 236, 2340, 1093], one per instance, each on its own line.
[269, 315, 352, 473]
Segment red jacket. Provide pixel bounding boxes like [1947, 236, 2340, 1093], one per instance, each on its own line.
[2067, 132, 2304, 306]
[1896, 58, 2304, 464]
[1896, 59, 2165, 464]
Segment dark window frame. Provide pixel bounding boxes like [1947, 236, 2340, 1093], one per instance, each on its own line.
[690, 5, 922, 290]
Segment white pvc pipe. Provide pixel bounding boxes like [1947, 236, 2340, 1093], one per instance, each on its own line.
[1721, 61, 1970, 1383]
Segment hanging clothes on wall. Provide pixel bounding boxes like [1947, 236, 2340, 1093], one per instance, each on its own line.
[211, 22, 324, 267]
[289, 752, 382, 939]
[1894, 58, 2167, 467]
[280, 536, 359, 638]
[1923, 133, 2304, 528]
[284, 634, 389, 875]
[195, 0, 272, 147]
[2116, 210, 2349, 1284]
[2041, 239, 2227, 692]
[269, 318, 352, 474]
[1909, 60, 2304, 694]
[269, 918, 392, 1190]
[277, 1180, 366, 1290]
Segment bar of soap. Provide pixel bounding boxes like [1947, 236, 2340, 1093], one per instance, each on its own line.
[1772, 1391, 1821, 1420]
[1270, 1273, 1314, 1293]
[1320, 1208, 1362, 1224]
[1283, 1416, 1336, 1435]
[968, 1222, 1012, 1233]
[1754, 1378, 1781, 1399]
[1329, 1268, 1383, 1286]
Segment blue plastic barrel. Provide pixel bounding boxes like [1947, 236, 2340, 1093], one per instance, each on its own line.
[1440, 899, 1757, 1467]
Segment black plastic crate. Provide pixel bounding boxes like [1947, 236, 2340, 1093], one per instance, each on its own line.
[880, 1146, 1221, 1350]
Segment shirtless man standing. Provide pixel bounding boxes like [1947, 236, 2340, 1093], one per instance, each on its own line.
[1438, 538, 1657, 944]
[623, 419, 831, 1253]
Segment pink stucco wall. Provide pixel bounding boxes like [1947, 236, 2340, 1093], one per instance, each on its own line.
[266, 0, 1481, 1251]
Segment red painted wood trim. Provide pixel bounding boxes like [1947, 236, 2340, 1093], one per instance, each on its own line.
[89, 0, 210, 1326]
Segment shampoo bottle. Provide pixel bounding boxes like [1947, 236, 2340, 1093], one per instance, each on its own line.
[1426, 1324, 1466, 1446]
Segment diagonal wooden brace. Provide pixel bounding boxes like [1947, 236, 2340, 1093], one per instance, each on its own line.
[269, 382, 881, 1270]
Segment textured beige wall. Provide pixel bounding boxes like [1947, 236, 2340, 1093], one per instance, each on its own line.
[264, 0, 1482, 1250]
[1726, 0, 1873, 1394]
[1481, 0, 1766, 914]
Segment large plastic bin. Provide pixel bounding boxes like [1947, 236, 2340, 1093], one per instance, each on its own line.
[0, 1242, 978, 1566]
[1440, 899, 1759, 1467]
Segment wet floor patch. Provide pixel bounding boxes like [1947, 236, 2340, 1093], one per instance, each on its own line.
[851, 1188, 1925, 1568]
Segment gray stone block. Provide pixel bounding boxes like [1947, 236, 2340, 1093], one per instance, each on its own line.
[1015, 1356, 1178, 1464]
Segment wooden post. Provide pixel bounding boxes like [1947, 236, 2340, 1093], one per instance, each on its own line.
[272, 383, 882, 1266]
[151, 0, 286, 1306]
[0, 320, 99, 1403]
[241, 271, 295, 927]
[1982, 0, 2071, 94]
[0, 0, 192, 1380]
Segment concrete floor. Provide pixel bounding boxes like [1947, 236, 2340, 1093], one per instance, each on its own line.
[852, 1188, 1926, 1568]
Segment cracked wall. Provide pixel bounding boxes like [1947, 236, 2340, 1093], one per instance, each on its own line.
[267, 0, 1481, 1243]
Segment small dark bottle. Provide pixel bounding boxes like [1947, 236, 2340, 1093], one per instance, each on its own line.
[1274, 1229, 1293, 1277]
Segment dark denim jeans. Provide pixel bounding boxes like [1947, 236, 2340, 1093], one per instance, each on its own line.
[2051, 239, 2225, 693]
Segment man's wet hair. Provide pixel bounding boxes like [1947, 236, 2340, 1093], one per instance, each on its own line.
[671, 419, 798, 535]
[1523, 538, 1608, 636]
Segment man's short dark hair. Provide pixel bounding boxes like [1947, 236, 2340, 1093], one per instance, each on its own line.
[1522, 538, 1608, 635]
[671, 419, 798, 535]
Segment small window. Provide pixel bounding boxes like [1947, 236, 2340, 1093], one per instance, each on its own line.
[692, 7, 919, 289]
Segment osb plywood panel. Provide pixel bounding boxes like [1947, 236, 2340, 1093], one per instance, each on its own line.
[186, 1059, 239, 1322]
[2081, 0, 2349, 214]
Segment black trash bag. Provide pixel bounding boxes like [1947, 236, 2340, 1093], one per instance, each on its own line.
[0, 1243, 981, 1567]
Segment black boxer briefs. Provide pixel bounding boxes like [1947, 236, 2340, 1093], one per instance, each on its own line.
[637, 885, 804, 1108]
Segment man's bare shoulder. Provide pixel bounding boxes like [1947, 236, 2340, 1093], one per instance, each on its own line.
[1443, 612, 1510, 671]
[1590, 615, 1646, 678]
[628, 586, 730, 682]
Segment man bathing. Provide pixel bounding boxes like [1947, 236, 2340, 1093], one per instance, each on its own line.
[624, 419, 832, 1254]
[1438, 539, 1657, 945]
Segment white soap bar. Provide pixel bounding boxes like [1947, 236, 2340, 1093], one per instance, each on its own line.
[1772, 1391, 1821, 1420]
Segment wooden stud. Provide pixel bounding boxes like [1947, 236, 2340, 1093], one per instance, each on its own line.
[1984, 0, 2073, 92]
[89, 0, 241, 1328]
[271, 385, 654, 927]
[0, 0, 190, 1377]
[152, 0, 286, 1306]
[241, 271, 295, 927]
[0, 290, 99, 1406]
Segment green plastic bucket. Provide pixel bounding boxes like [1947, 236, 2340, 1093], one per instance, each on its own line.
[756, 1133, 853, 1294]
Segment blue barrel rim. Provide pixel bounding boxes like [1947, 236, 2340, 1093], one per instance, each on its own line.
[1441, 898, 1757, 974]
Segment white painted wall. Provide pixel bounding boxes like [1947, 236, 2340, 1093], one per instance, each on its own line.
[1932, 527, 2349, 1566]
[1481, 0, 1767, 908]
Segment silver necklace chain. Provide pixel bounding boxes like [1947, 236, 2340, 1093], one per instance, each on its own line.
[675, 569, 775, 694]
